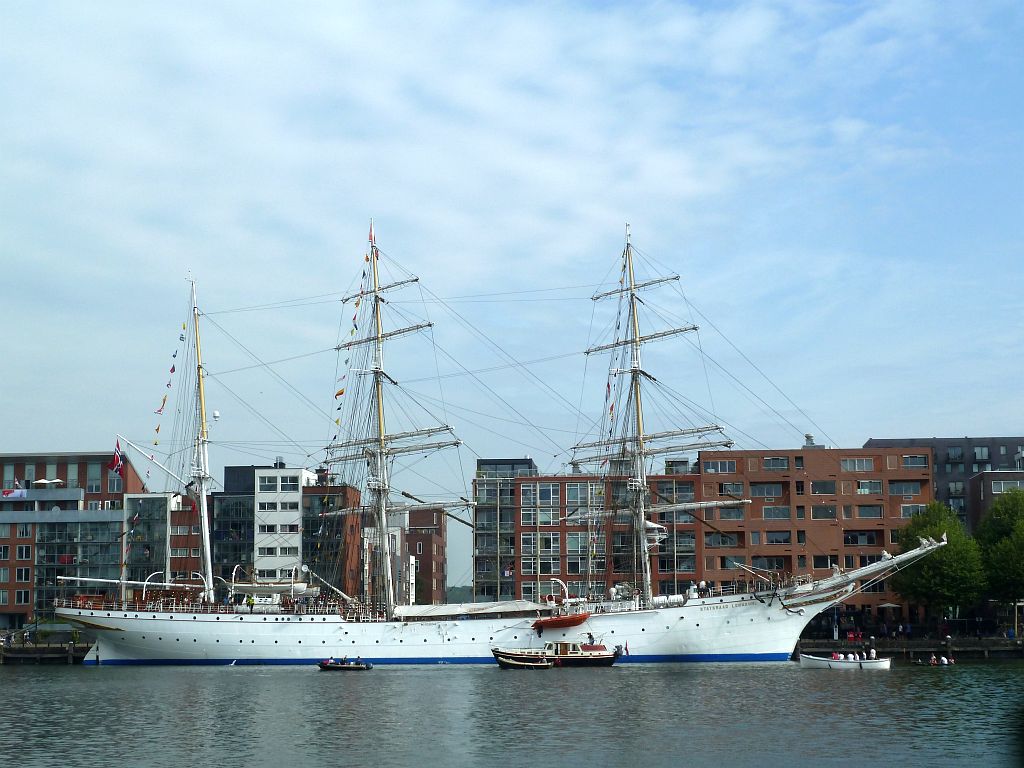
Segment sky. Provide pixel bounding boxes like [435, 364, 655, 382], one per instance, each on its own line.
[2, 1, 1022, 584]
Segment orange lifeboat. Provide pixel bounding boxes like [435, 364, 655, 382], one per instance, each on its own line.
[532, 612, 591, 631]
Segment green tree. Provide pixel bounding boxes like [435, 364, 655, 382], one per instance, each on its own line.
[889, 502, 986, 615]
[975, 489, 1024, 628]
[975, 488, 1024, 550]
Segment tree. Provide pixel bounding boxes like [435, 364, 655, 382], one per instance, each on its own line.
[975, 489, 1024, 631]
[889, 502, 986, 615]
[975, 488, 1024, 550]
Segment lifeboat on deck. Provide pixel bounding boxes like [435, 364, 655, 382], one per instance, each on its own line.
[532, 611, 591, 631]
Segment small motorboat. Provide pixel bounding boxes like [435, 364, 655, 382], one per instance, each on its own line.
[798, 653, 891, 670]
[317, 658, 373, 671]
[492, 641, 622, 669]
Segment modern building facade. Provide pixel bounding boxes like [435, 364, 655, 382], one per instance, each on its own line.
[212, 462, 362, 597]
[472, 442, 934, 623]
[406, 508, 448, 605]
[864, 436, 1024, 530]
[0, 451, 146, 629]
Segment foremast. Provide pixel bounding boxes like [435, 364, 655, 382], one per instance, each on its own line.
[191, 280, 216, 603]
[575, 226, 734, 606]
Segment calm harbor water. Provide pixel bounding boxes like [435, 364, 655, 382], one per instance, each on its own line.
[2, 660, 1022, 768]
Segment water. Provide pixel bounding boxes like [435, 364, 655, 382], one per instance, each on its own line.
[2, 660, 1022, 767]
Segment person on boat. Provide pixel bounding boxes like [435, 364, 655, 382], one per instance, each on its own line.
[355, 656, 362, 666]
[869, 648, 877, 660]
[940, 656, 948, 665]
[831, 651, 840, 660]
[587, 633, 595, 646]
[847, 653, 855, 661]
[929, 654, 938, 666]
[246, 594, 255, 614]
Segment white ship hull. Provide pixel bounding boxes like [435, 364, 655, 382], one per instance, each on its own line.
[57, 589, 838, 666]
[56, 538, 945, 666]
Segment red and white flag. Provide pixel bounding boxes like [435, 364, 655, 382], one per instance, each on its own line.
[107, 440, 125, 477]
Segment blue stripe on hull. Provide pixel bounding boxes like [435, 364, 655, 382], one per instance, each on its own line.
[84, 652, 793, 666]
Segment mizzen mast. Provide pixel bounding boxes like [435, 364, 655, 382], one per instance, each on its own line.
[575, 225, 733, 606]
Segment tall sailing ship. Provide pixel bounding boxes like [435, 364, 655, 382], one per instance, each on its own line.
[55, 226, 944, 665]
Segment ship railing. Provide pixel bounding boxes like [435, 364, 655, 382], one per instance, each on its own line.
[54, 597, 384, 618]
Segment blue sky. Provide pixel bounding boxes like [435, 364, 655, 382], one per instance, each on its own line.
[2, 1, 1021, 582]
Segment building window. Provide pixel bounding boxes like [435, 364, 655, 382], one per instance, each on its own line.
[282, 524, 300, 533]
[258, 476, 278, 492]
[721, 556, 745, 569]
[15, 567, 30, 582]
[844, 531, 880, 546]
[281, 476, 300, 491]
[797, 530, 805, 544]
[703, 460, 736, 474]
[258, 524, 277, 534]
[812, 555, 838, 569]
[974, 446, 990, 461]
[763, 457, 789, 471]
[810, 481, 836, 495]
[86, 462, 102, 493]
[280, 501, 299, 512]
[766, 531, 791, 545]
[992, 480, 1024, 494]
[704, 532, 739, 548]
[170, 548, 188, 557]
[750, 483, 783, 498]
[416, 541, 423, 555]
[796, 506, 805, 519]
[889, 481, 922, 496]
[948, 481, 965, 496]
[763, 506, 791, 520]
[857, 505, 883, 518]
[840, 458, 874, 472]
[280, 547, 299, 556]
[811, 505, 836, 520]
[719, 507, 744, 520]
[0, 546, 8, 560]
[15, 590, 30, 605]
[718, 482, 744, 496]
[902, 455, 928, 468]
[749, 532, 761, 545]
[17, 523, 31, 538]
[258, 547, 277, 557]
[538, 483, 560, 506]
[0, 590, 6, 605]
[258, 502, 278, 512]
[752, 556, 786, 570]
[856, 480, 882, 495]
[108, 474, 123, 493]
[256, 569, 277, 579]
[901, 504, 926, 518]
[16, 545, 31, 560]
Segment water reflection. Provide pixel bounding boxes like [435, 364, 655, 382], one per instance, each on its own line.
[2, 661, 1021, 768]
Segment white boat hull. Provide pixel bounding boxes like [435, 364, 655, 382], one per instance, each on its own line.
[799, 653, 891, 670]
[55, 538, 945, 666]
[59, 593, 824, 666]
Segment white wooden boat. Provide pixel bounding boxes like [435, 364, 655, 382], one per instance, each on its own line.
[799, 653, 891, 670]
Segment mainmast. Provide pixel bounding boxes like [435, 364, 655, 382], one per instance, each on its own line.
[191, 280, 215, 603]
[368, 224, 396, 618]
[330, 224, 464, 620]
[575, 225, 734, 607]
[623, 228, 655, 604]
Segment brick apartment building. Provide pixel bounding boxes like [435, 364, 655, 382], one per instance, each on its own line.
[472, 439, 934, 622]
